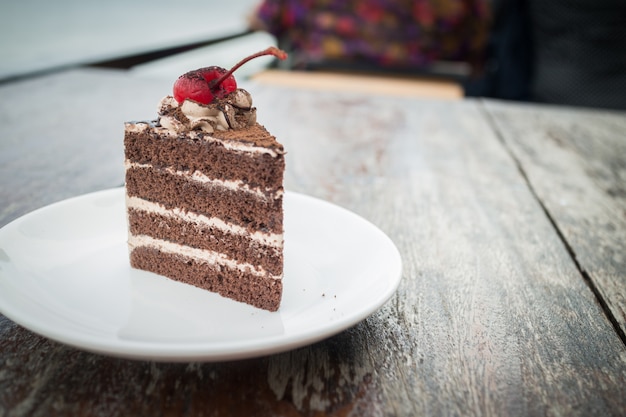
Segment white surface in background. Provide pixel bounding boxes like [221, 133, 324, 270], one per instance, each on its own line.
[0, 0, 259, 80]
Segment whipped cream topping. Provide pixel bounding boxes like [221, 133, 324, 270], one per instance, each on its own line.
[158, 89, 256, 134]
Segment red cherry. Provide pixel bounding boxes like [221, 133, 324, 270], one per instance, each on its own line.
[173, 67, 236, 104]
[172, 47, 288, 105]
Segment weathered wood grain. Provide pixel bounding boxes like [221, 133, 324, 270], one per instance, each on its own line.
[482, 100, 626, 338]
[257, 88, 626, 416]
[1, 70, 625, 416]
[0, 68, 171, 227]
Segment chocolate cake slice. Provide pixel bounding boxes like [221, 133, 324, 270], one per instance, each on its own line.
[124, 48, 286, 311]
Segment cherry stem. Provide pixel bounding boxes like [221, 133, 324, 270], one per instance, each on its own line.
[211, 47, 288, 91]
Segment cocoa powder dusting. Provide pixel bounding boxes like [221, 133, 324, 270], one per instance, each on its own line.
[212, 123, 284, 151]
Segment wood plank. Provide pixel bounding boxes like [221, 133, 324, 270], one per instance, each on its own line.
[255, 88, 626, 415]
[252, 69, 463, 99]
[1, 70, 625, 416]
[482, 99, 626, 337]
[0, 68, 172, 227]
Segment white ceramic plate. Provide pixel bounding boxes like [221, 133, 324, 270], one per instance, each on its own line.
[0, 188, 402, 361]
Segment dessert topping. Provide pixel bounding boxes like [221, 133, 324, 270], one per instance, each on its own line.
[158, 89, 256, 133]
[160, 46, 287, 133]
[172, 47, 287, 105]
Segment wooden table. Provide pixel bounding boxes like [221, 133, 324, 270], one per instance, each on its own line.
[1, 68, 625, 416]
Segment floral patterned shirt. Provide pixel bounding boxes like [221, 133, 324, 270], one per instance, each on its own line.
[254, 0, 491, 71]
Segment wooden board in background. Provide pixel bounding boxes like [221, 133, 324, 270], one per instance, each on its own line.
[252, 69, 463, 99]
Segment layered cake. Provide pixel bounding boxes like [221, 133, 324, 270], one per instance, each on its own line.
[124, 48, 287, 311]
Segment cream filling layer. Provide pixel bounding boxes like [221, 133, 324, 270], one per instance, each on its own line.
[125, 161, 282, 200]
[128, 234, 282, 280]
[126, 195, 283, 248]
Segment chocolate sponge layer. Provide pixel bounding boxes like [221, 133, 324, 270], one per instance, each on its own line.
[126, 167, 283, 234]
[130, 246, 282, 311]
[128, 208, 283, 276]
[124, 124, 284, 193]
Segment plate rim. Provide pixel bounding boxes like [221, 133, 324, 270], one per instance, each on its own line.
[0, 188, 402, 361]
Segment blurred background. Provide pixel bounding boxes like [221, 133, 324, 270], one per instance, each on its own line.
[1, 0, 624, 110]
